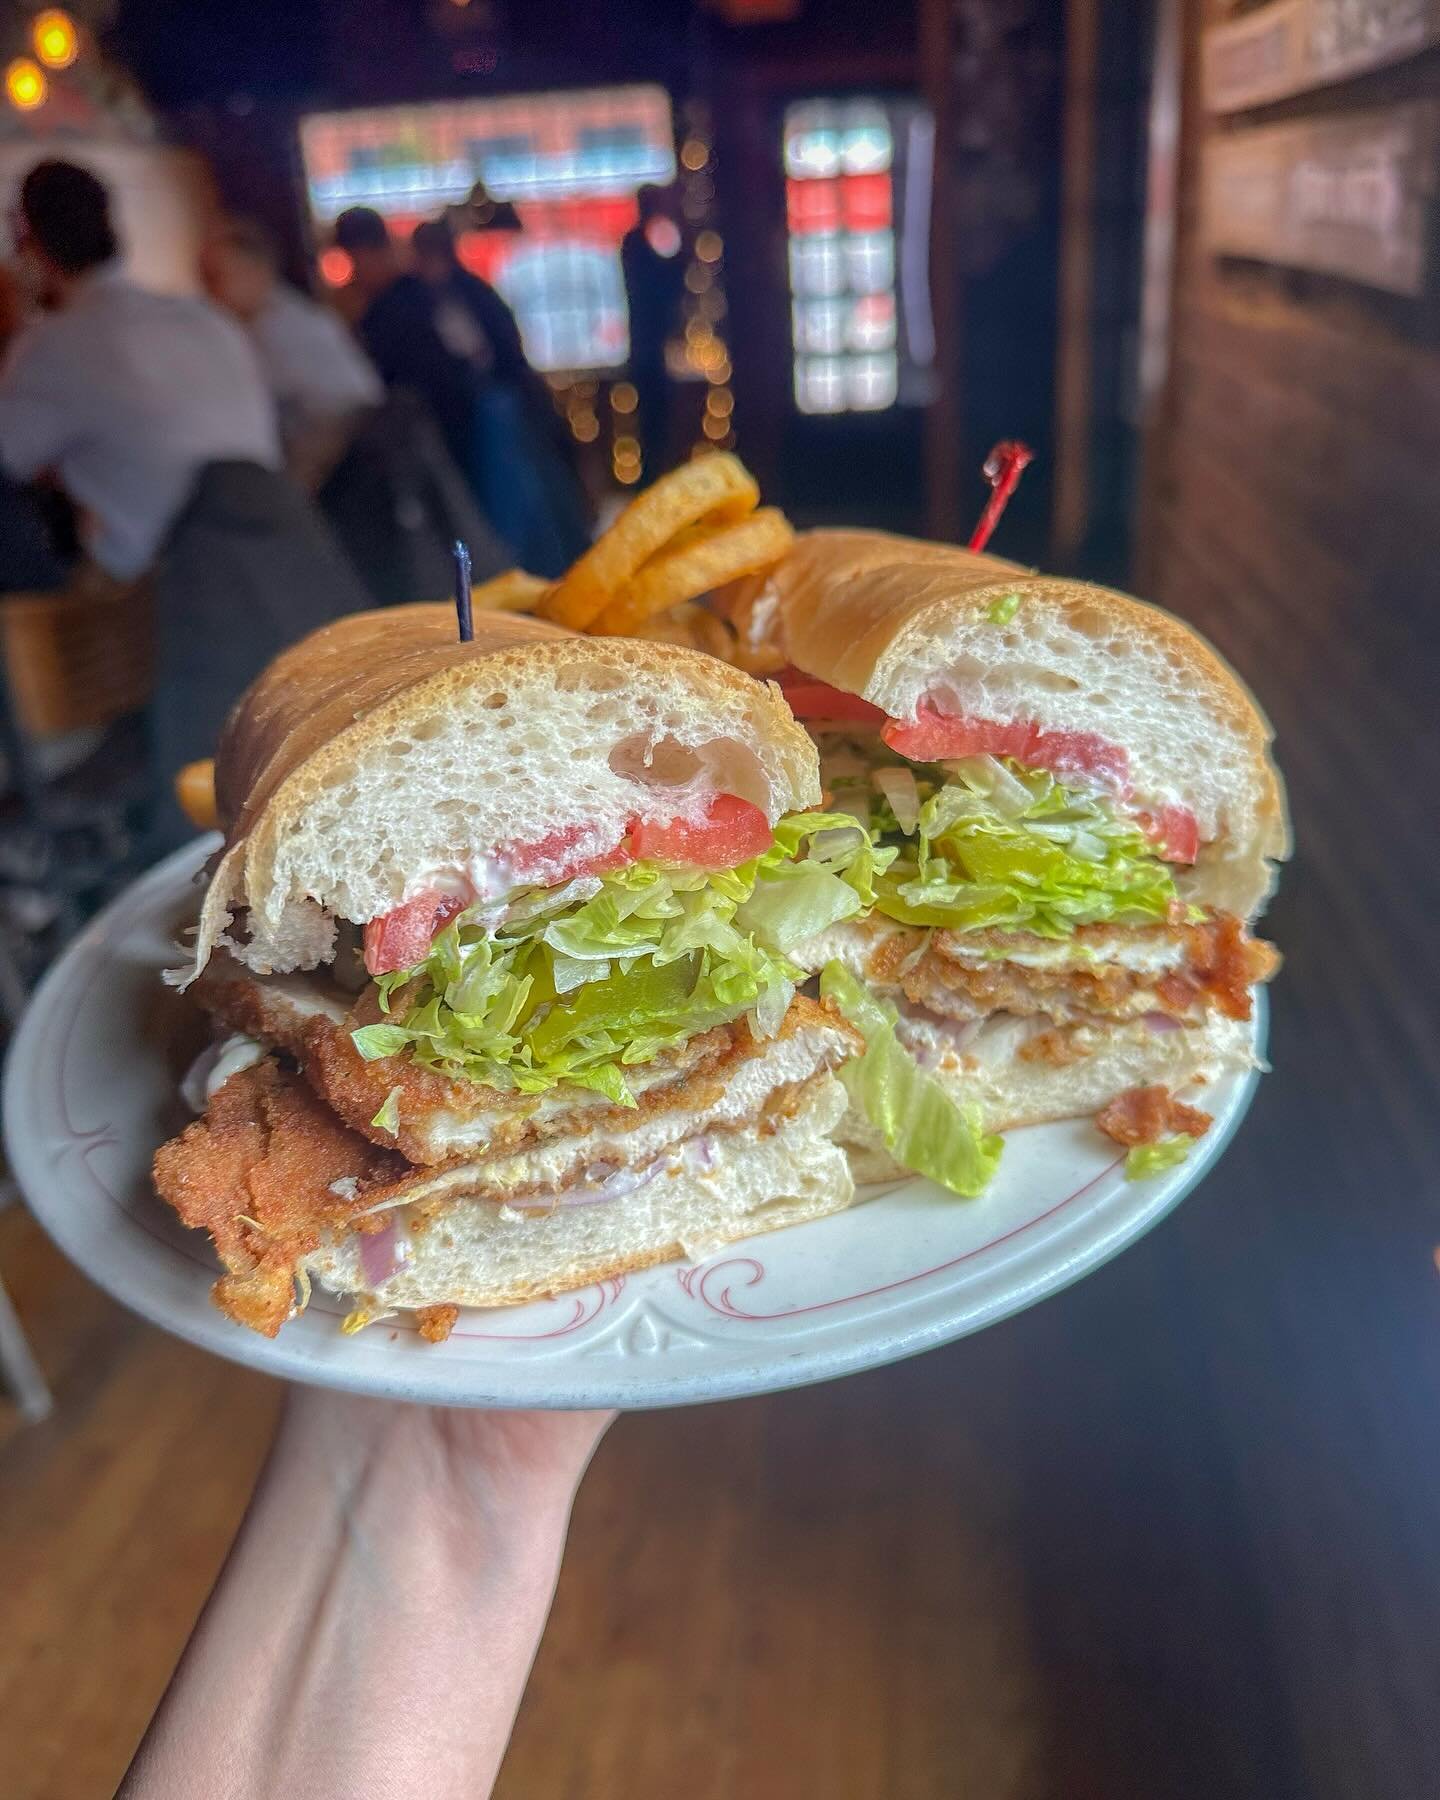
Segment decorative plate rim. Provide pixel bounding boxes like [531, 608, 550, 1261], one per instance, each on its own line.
[3, 840, 1264, 1409]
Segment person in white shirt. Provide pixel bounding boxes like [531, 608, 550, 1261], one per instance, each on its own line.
[0, 160, 281, 583]
[201, 217, 381, 488]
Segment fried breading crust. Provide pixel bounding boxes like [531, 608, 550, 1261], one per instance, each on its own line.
[854, 913, 1277, 1027]
[153, 1059, 406, 1336]
[1095, 1083, 1213, 1147]
[194, 954, 858, 1167]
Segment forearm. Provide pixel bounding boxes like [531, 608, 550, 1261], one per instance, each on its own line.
[122, 1391, 598, 1800]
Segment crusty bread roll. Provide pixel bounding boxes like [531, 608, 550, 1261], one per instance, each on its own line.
[741, 529, 1289, 917]
[190, 604, 819, 980]
[302, 1072, 855, 1314]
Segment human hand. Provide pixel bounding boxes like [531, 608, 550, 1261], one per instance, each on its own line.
[122, 1387, 615, 1800]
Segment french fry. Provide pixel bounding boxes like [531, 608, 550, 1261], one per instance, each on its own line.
[176, 759, 218, 831]
[627, 602, 738, 661]
[590, 508, 794, 637]
[470, 569, 551, 613]
[540, 452, 759, 630]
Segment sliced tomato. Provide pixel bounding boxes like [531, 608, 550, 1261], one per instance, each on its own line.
[363, 889, 466, 976]
[883, 707, 1031, 763]
[627, 793, 773, 870]
[1138, 803, 1200, 865]
[1028, 725, 1131, 794]
[882, 704, 1131, 794]
[507, 823, 632, 885]
[776, 672, 886, 726]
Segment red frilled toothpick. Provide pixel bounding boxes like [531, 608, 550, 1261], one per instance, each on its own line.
[967, 441, 1034, 554]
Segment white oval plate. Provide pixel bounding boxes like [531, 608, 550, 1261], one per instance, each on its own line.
[4, 841, 1262, 1410]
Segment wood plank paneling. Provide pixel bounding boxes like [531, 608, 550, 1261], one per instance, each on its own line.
[1130, 6, 1440, 1795]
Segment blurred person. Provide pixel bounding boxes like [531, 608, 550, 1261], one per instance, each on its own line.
[201, 216, 381, 490]
[0, 161, 365, 849]
[411, 216, 531, 389]
[120, 1393, 611, 1799]
[0, 161, 281, 586]
[458, 176, 523, 234]
[621, 184, 685, 481]
[412, 217, 588, 575]
[332, 205, 482, 485]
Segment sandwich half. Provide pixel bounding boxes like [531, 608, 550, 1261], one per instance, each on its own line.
[724, 529, 1286, 1178]
[154, 605, 875, 1338]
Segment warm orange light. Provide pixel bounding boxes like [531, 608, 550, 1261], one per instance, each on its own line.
[705, 357, 732, 385]
[32, 10, 78, 69]
[572, 413, 599, 443]
[706, 387, 734, 417]
[609, 382, 638, 414]
[5, 58, 46, 109]
[318, 247, 354, 287]
[613, 434, 640, 459]
[680, 138, 710, 172]
[702, 412, 729, 440]
[695, 229, 723, 263]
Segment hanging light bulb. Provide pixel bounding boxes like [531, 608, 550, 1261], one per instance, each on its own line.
[32, 10, 78, 70]
[5, 58, 47, 109]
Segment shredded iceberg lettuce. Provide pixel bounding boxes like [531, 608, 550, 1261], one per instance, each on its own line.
[1124, 1135, 1197, 1180]
[350, 813, 889, 1104]
[854, 753, 1178, 937]
[370, 1087, 403, 1136]
[820, 961, 1003, 1198]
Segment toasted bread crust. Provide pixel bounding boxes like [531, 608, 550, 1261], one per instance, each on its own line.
[214, 604, 809, 843]
[190, 603, 820, 980]
[742, 528, 1289, 908]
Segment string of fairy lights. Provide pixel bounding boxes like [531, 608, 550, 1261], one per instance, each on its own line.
[5, 9, 80, 111]
[555, 98, 737, 489]
[676, 98, 736, 461]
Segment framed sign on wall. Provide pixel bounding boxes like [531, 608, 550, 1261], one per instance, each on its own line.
[1200, 100, 1438, 294]
[1204, 0, 1440, 113]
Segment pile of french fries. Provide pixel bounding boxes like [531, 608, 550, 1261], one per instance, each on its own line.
[478, 452, 792, 665]
[177, 454, 793, 831]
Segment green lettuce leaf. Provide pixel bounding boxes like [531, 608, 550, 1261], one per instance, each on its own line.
[1124, 1135, 1197, 1180]
[351, 810, 884, 1102]
[370, 1087, 402, 1136]
[873, 755, 1177, 937]
[820, 961, 1003, 1199]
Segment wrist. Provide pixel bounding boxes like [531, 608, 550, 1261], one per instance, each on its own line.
[273, 1389, 598, 1566]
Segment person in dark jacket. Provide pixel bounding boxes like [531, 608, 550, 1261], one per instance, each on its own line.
[331, 207, 481, 485]
[620, 185, 685, 482]
[411, 218, 589, 576]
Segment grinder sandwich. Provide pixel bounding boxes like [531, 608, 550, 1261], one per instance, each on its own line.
[724, 530, 1286, 1178]
[155, 606, 876, 1338]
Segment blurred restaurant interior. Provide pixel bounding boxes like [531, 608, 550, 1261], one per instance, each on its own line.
[1, 0, 1439, 1794]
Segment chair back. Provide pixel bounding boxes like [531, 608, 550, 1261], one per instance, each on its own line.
[1, 578, 154, 738]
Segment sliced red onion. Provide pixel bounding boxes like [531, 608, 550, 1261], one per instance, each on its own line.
[359, 1214, 409, 1288]
[683, 1134, 718, 1173]
[874, 765, 920, 834]
[508, 1159, 663, 1211]
[894, 1008, 984, 1068]
[508, 1134, 719, 1211]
